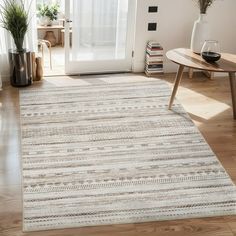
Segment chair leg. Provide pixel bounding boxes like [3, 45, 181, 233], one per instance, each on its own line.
[40, 40, 53, 70]
[47, 41, 52, 70]
[41, 43, 44, 67]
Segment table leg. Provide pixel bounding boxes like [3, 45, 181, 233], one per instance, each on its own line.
[58, 29, 61, 46]
[229, 72, 236, 119]
[47, 41, 52, 70]
[168, 65, 185, 110]
[188, 68, 193, 79]
[62, 31, 64, 47]
[41, 43, 44, 67]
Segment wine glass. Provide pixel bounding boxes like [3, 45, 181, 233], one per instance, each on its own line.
[201, 40, 221, 63]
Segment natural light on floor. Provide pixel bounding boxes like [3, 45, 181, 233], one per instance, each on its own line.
[177, 86, 231, 121]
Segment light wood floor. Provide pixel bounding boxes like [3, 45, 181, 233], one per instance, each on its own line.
[0, 73, 236, 236]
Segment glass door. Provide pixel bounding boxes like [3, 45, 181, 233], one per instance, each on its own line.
[64, 0, 136, 74]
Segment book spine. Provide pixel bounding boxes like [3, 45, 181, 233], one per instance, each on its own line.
[146, 56, 163, 60]
[146, 64, 163, 69]
[147, 61, 163, 64]
[146, 50, 163, 56]
[147, 46, 163, 51]
[145, 42, 164, 76]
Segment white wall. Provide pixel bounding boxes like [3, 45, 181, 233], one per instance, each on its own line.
[132, 0, 236, 73]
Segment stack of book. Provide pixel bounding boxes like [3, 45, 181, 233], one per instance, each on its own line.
[145, 42, 164, 76]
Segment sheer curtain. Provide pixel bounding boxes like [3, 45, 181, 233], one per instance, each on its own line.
[0, 24, 11, 89]
[71, 0, 128, 60]
[0, 0, 37, 87]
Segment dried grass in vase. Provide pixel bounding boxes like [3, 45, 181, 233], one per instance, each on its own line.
[196, 0, 215, 14]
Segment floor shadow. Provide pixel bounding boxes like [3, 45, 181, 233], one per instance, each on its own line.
[165, 72, 233, 107]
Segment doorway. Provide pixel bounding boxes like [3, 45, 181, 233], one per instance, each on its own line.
[64, 0, 136, 74]
[36, 0, 66, 76]
[37, 0, 136, 76]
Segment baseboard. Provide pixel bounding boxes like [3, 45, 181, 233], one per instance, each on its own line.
[132, 61, 145, 73]
[132, 60, 188, 74]
[132, 60, 230, 78]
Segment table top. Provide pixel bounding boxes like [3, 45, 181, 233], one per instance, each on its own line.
[37, 25, 64, 30]
[166, 48, 236, 73]
[61, 29, 72, 33]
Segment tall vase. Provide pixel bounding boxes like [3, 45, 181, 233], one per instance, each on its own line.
[44, 31, 57, 47]
[8, 49, 33, 87]
[191, 14, 210, 54]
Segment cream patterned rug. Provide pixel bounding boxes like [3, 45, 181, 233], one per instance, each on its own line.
[20, 79, 236, 231]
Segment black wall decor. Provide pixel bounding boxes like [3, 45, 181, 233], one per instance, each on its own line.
[148, 6, 158, 13]
[148, 23, 157, 31]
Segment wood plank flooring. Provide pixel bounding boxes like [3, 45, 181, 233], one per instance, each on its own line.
[0, 73, 236, 236]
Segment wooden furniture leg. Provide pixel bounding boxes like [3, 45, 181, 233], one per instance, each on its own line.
[31, 52, 36, 81]
[189, 68, 214, 80]
[168, 65, 185, 110]
[210, 72, 214, 80]
[61, 30, 64, 47]
[203, 70, 214, 80]
[58, 29, 61, 46]
[229, 72, 236, 119]
[38, 39, 52, 70]
[189, 68, 193, 79]
[41, 43, 44, 66]
[45, 40, 52, 70]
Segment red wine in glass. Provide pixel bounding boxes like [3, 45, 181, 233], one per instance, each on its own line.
[201, 40, 221, 63]
[202, 51, 221, 62]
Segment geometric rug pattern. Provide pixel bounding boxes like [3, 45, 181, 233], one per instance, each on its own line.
[20, 80, 236, 231]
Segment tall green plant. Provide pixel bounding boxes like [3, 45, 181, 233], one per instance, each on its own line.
[196, 0, 215, 14]
[0, 0, 30, 52]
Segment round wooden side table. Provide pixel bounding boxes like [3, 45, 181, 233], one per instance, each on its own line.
[166, 48, 236, 119]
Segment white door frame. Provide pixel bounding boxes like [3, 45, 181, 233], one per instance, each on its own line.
[64, 0, 137, 75]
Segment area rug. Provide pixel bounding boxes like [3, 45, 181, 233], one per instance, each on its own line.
[20, 79, 236, 231]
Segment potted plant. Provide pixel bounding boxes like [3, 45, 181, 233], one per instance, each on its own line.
[37, 3, 59, 26]
[191, 0, 216, 53]
[0, 0, 33, 87]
